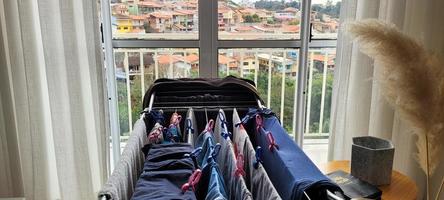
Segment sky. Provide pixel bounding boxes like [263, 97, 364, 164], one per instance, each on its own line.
[231, 0, 341, 5]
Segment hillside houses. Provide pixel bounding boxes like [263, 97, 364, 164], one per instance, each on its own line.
[111, 0, 338, 35]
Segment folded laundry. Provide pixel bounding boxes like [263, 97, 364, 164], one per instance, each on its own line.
[131, 143, 197, 200]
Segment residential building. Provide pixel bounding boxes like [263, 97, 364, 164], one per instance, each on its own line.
[138, 1, 162, 14]
[115, 14, 133, 33]
[130, 15, 146, 33]
[257, 53, 296, 76]
[148, 12, 173, 33]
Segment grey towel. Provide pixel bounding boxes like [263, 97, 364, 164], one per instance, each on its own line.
[214, 110, 253, 200]
[98, 119, 148, 200]
[232, 109, 282, 200]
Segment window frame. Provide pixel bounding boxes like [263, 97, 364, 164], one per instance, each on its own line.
[102, 0, 337, 165]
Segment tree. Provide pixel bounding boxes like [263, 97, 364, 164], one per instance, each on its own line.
[252, 14, 260, 22]
[288, 19, 300, 25]
[243, 15, 254, 23]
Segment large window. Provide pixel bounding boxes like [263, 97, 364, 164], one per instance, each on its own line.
[104, 0, 341, 164]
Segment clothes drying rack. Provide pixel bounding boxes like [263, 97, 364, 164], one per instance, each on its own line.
[100, 76, 344, 200]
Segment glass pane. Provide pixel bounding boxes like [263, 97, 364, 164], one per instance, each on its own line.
[304, 48, 335, 138]
[114, 48, 199, 141]
[218, 48, 299, 135]
[310, 0, 341, 39]
[218, 0, 301, 40]
[111, 0, 198, 40]
[303, 48, 336, 164]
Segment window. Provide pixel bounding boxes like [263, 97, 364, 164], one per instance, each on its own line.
[103, 0, 341, 165]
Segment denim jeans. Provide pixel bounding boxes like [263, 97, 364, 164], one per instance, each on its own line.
[194, 121, 228, 200]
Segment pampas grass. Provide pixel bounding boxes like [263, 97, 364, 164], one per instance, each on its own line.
[347, 19, 444, 200]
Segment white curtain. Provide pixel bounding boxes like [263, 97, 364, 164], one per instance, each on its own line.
[0, 0, 108, 199]
[328, 0, 444, 199]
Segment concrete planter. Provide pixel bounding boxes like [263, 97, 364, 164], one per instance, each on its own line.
[351, 136, 395, 186]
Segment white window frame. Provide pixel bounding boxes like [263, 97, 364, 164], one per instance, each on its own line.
[101, 0, 337, 165]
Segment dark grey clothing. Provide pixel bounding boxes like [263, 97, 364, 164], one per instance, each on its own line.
[214, 110, 253, 200]
[232, 109, 282, 200]
[132, 143, 197, 200]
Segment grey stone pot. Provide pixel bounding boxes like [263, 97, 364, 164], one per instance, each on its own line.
[351, 136, 395, 186]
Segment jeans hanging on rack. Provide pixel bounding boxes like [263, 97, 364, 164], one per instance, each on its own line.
[194, 120, 228, 200]
[214, 110, 252, 200]
[132, 143, 197, 200]
[241, 108, 342, 200]
[232, 109, 282, 200]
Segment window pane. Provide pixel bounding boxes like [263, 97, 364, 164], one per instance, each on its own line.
[218, 0, 301, 40]
[310, 0, 341, 39]
[111, 0, 198, 40]
[218, 48, 299, 135]
[304, 48, 336, 138]
[113, 48, 199, 141]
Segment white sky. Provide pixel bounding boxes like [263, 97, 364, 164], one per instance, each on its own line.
[232, 0, 341, 5]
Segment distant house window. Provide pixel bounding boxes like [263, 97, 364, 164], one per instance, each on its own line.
[124, 27, 128, 30]
[243, 62, 248, 66]
[252, 61, 255, 64]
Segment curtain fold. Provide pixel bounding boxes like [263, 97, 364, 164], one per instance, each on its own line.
[0, 0, 107, 199]
[329, 0, 444, 198]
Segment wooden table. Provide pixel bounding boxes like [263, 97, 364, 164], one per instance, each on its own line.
[319, 160, 418, 200]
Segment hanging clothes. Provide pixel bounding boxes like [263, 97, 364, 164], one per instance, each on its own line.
[146, 123, 164, 145]
[194, 120, 229, 200]
[184, 108, 199, 146]
[214, 110, 253, 200]
[232, 109, 282, 200]
[163, 112, 183, 143]
[132, 143, 197, 200]
[240, 108, 342, 200]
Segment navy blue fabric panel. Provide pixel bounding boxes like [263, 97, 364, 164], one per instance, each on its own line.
[132, 143, 197, 200]
[256, 115, 341, 200]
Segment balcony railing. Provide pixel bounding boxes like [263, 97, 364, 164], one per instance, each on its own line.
[113, 48, 335, 141]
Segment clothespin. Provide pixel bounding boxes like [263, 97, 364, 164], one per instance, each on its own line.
[234, 154, 246, 177]
[253, 146, 263, 169]
[208, 143, 221, 161]
[219, 112, 232, 140]
[186, 147, 202, 169]
[181, 169, 202, 193]
[205, 119, 215, 132]
[185, 118, 194, 135]
[255, 114, 264, 134]
[266, 131, 279, 152]
[148, 126, 163, 144]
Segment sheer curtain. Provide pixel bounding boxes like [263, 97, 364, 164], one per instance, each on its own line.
[0, 0, 108, 199]
[328, 0, 444, 198]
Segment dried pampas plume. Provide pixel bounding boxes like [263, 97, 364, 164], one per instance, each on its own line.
[347, 19, 444, 199]
[346, 19, 444, 175]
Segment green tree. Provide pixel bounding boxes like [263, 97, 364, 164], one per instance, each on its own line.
[308, 70, 334, 133]
[243, 15, 254, 23]
[288, 19, 300, 25]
